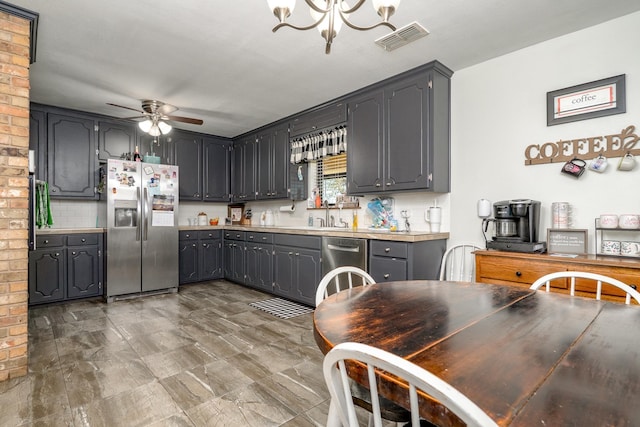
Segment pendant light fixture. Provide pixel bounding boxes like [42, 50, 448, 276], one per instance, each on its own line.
[267, 0, 401, 54]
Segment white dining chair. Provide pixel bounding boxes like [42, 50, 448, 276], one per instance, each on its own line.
[323, 342, 499, 427]
[438, 244, 482, 281]
[315, 266, 376, 307]
[317, 267, 410, 426]
[530, 271, 640, 305]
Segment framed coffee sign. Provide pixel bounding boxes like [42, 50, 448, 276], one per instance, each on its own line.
[547, 74, 626, 126]
[547, 228, 588, 255]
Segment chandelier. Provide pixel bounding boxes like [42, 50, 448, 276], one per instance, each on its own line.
[138, 117, 172, 137]
[267, 0, 401, 54]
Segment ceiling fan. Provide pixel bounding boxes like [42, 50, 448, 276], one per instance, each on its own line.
[107, 100, 204, 136]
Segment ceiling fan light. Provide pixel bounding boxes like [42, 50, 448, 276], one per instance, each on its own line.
[138, 119, 153, 133]
[148, 124, 161, 137]
[158, 121, 172, 135]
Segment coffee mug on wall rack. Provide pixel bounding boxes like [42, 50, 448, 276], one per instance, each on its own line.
[561, 158, 586, 178]
[618, 152, 636, 171]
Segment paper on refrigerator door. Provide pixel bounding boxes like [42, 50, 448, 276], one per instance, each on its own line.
[151, 194, 175, 227]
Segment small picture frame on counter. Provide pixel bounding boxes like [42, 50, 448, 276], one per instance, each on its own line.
[228, 204, 244, 225]
[547, 228, 588, 255]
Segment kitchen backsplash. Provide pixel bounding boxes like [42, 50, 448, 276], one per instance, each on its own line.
[46, 193, 450, 232]
[48, 199, 106, 228]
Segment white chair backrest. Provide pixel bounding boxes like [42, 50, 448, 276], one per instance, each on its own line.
[315, 266, 375, 307]
[323, 342, 498, 427]
[439, 244, 482, 281]
[530, 271, 640, 305]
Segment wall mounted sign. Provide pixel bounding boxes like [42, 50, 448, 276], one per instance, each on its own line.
[547, 228, 588, 255]
[524, 125, 639, 165]
[547, 74, 626, 126]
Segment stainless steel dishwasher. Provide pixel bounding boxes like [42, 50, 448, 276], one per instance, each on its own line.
[321, 236, 367, 276]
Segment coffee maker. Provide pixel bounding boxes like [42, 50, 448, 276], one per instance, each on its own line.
[484, 199, 546, 253]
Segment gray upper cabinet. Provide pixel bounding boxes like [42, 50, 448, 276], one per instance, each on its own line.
[172, 131, 203, 201]
[203, 137, 231, 202]
[171, 131, 231, 202]
[97, 119, 137, 162]
[29, 107, 47, 180]
[256, 123, 289, 200]
[346, 90, 384, 194]
[231, 136, 256, 202]
[346, 61, 452, 194]
[289, 102, 347, 137]
[47, 112, 98, 199]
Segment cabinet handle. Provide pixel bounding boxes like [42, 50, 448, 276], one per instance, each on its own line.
[81, 238, 86, 242]
[262, 237, 267, 240]
[51, 188, 57, 192]
[55, 252, 59, 257]
[386, 182, 391, 186]
[208, 233, 213, 237]
[72, 251, 76, 255]
[385, 247, 391, 253]
[44, 240, 49, 244]
[384, 274, 390, 279]
[515, 271, 522, 277]
[288, 252, 293, 255]
[295, 252, 299, 256]
[253, 246, 258, 250]
[249, 236, 254, 240]
[186, 234, 190, 238]
[192, 244, 196, 247]
[375, 183, 381, 187]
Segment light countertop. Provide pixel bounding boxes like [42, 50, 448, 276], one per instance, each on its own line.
[37, 225, 448, 243]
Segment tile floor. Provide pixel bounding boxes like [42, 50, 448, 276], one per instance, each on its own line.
[0, 280, 378, 426]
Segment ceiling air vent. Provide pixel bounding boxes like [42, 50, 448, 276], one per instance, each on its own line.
[375, 21, 429, 51]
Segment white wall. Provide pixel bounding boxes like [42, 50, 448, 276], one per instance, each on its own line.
[48, 11, 640, 243]
[450, 11, 640, 252]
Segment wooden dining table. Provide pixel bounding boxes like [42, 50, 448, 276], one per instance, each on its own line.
[313, 280, 640, 426]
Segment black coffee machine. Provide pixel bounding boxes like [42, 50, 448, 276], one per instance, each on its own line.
[483, 199, 546, 253]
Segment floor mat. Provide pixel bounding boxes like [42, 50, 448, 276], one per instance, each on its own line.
[249, 298, 314, 319]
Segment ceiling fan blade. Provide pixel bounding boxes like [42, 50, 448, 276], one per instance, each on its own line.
[165, 115, 203, 125]
[120, 115, 148, 120]
[158, 103, 178, 115]
[106, 103, 144, 114]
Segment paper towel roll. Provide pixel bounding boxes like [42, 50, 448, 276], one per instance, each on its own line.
[279, 205, 295, 212]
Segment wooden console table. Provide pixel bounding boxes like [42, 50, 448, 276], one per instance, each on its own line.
[475, 250, 640, 303]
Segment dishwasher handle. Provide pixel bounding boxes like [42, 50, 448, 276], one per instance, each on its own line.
[327, 244, 361, 253]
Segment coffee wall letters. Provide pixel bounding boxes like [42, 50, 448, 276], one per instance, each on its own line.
[524, 125, 640, 165]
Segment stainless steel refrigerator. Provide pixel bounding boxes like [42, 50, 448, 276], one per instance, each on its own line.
[106, 159, 179, 300]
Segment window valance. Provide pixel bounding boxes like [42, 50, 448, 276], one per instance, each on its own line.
[290, 125, 347, 164]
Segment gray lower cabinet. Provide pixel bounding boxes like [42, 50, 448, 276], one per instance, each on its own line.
[368, 239, 446, 283]
[179, 230, 223, 284]
[273, 234, 321, 306]
[223, 230, 246, 283]
[244, 232, 273, 293]
[29, 233, 104, 305]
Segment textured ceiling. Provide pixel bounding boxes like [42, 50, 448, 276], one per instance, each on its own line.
[10, 0, 640, 138]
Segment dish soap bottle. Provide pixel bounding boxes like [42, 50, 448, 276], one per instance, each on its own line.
[352, 211, 358, 231]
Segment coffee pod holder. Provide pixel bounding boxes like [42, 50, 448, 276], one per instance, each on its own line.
[594, 217, 640, 258]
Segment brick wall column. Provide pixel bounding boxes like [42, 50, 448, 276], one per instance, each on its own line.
[0, 10, 31, 381]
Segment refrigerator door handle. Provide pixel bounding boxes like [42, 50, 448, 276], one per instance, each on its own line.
[143, 187, 149, 241]
[136, 187, 142, 241]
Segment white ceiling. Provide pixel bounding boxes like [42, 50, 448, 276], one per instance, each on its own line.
[11, 0, 640, 138]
